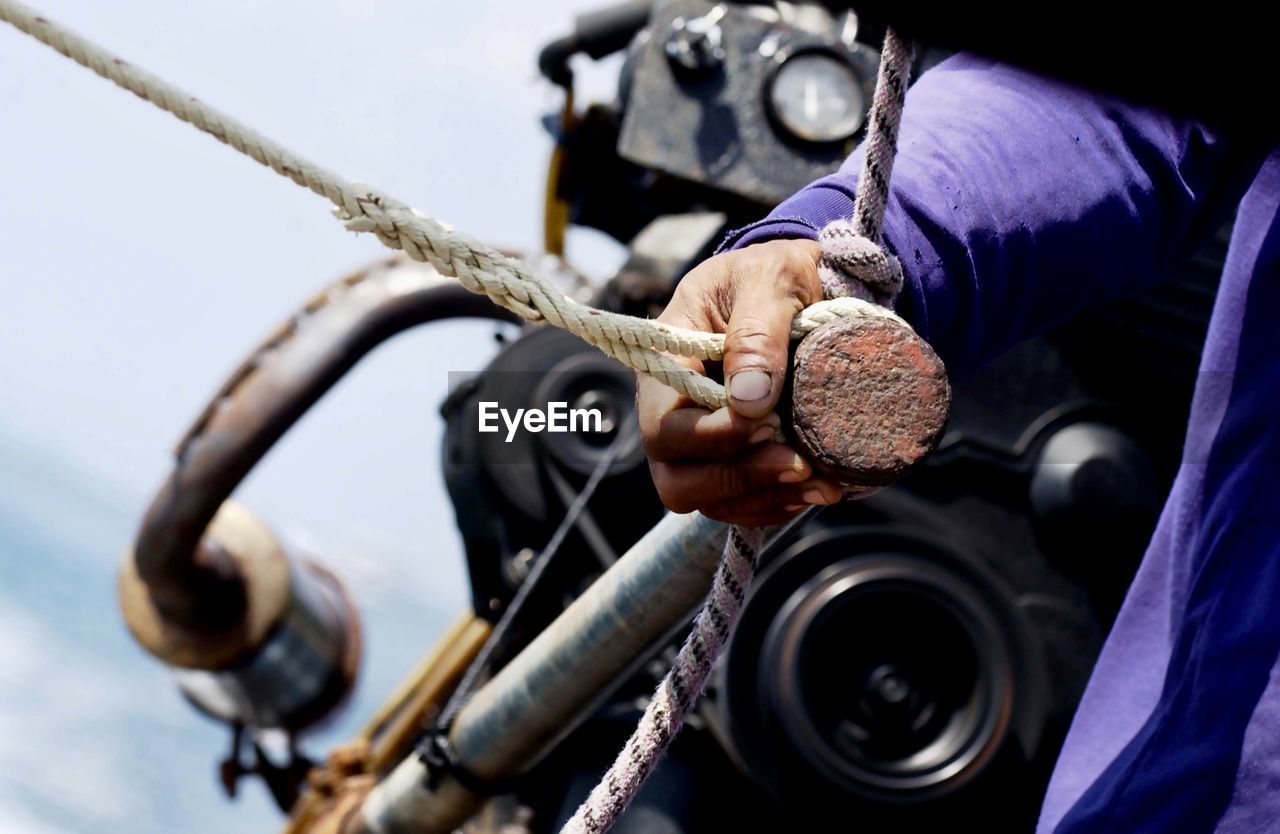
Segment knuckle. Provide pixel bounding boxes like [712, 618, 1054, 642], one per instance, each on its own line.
[650, 464, 695, 514]
[777, 249, 821, 300]
[665, 495, 696, 515]
[715, 462, 752, 500]
[726, 319, 773, 347]
[641, 412, 691, 462]
[744, 463, 778, 493]
[778, 270, 816, 305]
[640, 430, 663, 460]
[725, 317, 782, 360]
[635, 408, 664, 457]
[701, 505, 743, 525]
[671, 260, 735, 330]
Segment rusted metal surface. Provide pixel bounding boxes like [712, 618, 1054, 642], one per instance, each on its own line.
[283, 615, 492, 834]
[124, 256, 518, 669]
[120, 501, 291, 670]
[122, 501, 363, 732]
[790, 315, 951, 486]
[282, 742, 376, 834]
[366, 616, 492, 773]
[300, 772, 378, 834]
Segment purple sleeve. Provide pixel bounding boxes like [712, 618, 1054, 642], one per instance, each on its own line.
[721, 54, 1252, 377]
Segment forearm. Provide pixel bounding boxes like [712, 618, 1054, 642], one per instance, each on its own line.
[724, 54, 1258, 377]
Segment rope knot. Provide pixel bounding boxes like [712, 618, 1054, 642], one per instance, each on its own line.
[816, 219, 903, 305]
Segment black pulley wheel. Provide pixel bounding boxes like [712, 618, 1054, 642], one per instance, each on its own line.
[720, 526, 1049, 826]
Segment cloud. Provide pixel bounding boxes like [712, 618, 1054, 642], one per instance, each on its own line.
[0, 805, 70, 834]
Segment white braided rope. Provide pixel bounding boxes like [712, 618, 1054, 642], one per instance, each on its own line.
[0, 0, 898, 412]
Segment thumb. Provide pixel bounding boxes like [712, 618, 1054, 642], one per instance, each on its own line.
[722, 277, 805, 419]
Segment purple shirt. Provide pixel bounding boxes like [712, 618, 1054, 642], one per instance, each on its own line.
[726, 54, 1280, 832]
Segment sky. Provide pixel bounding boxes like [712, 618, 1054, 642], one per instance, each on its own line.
[0, 1, 624, 830]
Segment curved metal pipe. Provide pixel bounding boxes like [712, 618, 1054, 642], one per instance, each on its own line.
[128, 256, 517, 640]
[538, 0, 652, 86]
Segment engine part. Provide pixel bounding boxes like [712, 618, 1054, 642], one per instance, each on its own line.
[353, 511, 732, 834]
[166, 519, 358, 730]
[765, 44, 875, 145]
[721, 526, 1047, 826]
[537, 0, 654, 88]
[605, 211, 728, 317]
[663, 6, 725, 76]
[1030, 421, 1160, 542]
[121, 257, 517, 741]
[442, 325, 664, 614]
[121, 500, 361, 731]
[618, 0, 881, 204]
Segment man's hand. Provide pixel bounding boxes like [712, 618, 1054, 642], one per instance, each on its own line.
[637, 239, 843, 526]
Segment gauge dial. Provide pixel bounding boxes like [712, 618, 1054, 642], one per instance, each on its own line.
[768, 51, 866, 144]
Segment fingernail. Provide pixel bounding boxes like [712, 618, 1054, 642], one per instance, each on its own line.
[778, 455, 809, 483]
[784, 504, 805, 512]
[749, 425, 775, 444]
[729, 369, 772, 403]
[804, 489, 834, 505]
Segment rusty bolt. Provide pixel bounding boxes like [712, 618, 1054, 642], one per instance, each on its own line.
[789, 315, 951, 486]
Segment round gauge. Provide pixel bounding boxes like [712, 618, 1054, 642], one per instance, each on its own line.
[768, 50, 867, 144]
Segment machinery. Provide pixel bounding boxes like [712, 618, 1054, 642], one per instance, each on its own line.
[118, 2, 1227, 831]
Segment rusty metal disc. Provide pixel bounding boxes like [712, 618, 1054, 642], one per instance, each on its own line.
[790, 316, 951, 486]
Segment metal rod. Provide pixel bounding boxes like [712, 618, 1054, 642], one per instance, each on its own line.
[355, 511, 729, 834]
